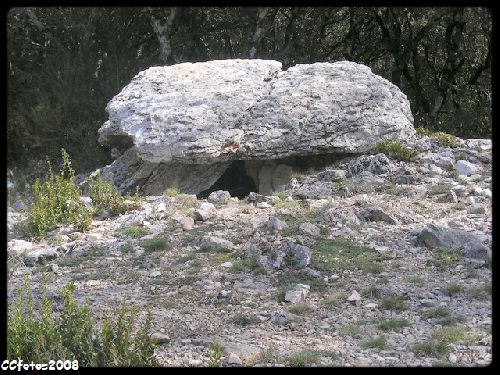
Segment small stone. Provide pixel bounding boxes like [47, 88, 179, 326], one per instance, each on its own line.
[179, 216, 195, 231]
[8, 239, 35, 255]
[227, 353, 242, 366]
[456, 160, 478, 176]
[451, 185, 467, 197]
[25, 248, 59, 266]
[471, 186, 483, 196]
[221, 261, 233, 268]
[329, 274, 340, 282]
[156, 202, 167, 212]
[150, 270, 162, 277]
[467, 203, 485, 214]
[466, 196, 476, 205]
[86, 233, 103, 242]
[256, 202, 271, 209]
[284, 284, 310, 303]
[270, 313, 296, 326]
[365, 302, 378, 309]
[318, 321, 331, 329]
[188, 359, 203, 366]
[200, 236, 233, 252]
[429, 164, 443, 175]
[208, 190, 231, 204]
[150, 332, 170, 344]
[448, 353, 458, 363]
[298, 222, 321, 237]
[50, 264, 59, 273]
[348, 290, 362, 305]
[267, 216, 288, 233]
[482, 188, 492, 198]
[437, 190, 458, 203]
[194, 202, 216, 221]
[79, 196, 93, 209]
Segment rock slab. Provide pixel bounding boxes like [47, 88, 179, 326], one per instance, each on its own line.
[97, 59, 415, 194]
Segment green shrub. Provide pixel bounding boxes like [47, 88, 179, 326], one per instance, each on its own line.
[380, 295, 407, 311]
[442, 283, 465, 297]
[118, 225, 148, 239]
[208, 339, 223, 367]
[286, 349, 320, 367]
[312, 239, 388, 274]
[288, 303, 312, 315]
[360, 336, 387, 349]
[370, 140, 417, 161]
[231, 313, 260, 326]
[378, 319, 409, 332]
[19, 149, 92, 239]
[412, 340, 448, 357]
[416, 127, 462, 148]
[141, 237, 170, 253]
[7, 279, 157, 366]
[88, 173, 141, 216]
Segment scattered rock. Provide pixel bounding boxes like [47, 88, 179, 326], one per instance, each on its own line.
[468, 204, 485, 215]
[194, 202, 216, 221]
[347, 290, 362, 306]
[151, 332, 171, 344]
[298, 222, 321, 237]
[437, 190, 458, 203]
[8, 239, 35, 255]
[25, 248, 58, 265]
[200, 236, 233, 253]
[456, 160, 478, 176]
[358, 207, 397, 224]
[270, 312, 297, 326]
[227, 353, 243, 366]
[208, 190, 231, 205]
[348, 154, 395, 176]
[284, 284, 310, 303]
[415, 224, 489, 260]
[86, 233, 103, 242]
[267, 216, 288, 233]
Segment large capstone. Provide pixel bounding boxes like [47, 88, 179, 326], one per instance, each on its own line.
[97, 59, 415, 195]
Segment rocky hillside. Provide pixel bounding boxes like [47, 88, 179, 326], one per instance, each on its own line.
[7, 134, 491, 367]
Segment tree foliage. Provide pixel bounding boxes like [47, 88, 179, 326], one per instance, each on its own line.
[7, 7, 491, 173]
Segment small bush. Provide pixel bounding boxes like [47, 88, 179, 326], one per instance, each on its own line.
[338, 324, 362, 338]
[7, 279, 157, 366]
[312, 239, 388, 274]
[286, 349, 320, 367]
[88, 173, 141, 216]
[370, 140, 417, 161]
[433, 327, 466, 344]
[416, 127, 461, 148]
[19, 149, 92, 239]
[164, 187, 180, 197]
[288, 303, 312, 315]
[141, 237, 170, 253]
[272, 191, 287, 199]
[208, 339, 223, 367]
[231, 313, 260, 326]
[118, 225, 148, 239]
[360, 336, 387, 349]
[120, 243, 135, 254]
[231, 256, 267, 275]
[324, 292, 348, 307]
[380, 295, 407, 311]
[378, 319, 409, 332]
[442, 283, 465, 297]
[412, 340, 448, 358]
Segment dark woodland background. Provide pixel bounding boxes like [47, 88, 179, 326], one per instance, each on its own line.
[7, 7, 492, 177]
